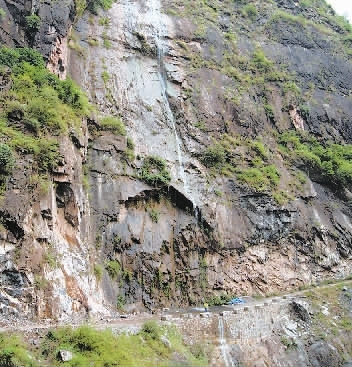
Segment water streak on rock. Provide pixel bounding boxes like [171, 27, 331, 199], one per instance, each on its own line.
[218, 316, 235, 367]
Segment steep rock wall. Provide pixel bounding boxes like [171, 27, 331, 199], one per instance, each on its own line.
[1, 0, 352, 320]
[66, 0, 352, 310]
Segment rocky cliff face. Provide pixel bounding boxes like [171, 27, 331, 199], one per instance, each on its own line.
[1, 0, 352, 320]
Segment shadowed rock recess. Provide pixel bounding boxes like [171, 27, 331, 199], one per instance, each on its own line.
[0, 0, 352, 327]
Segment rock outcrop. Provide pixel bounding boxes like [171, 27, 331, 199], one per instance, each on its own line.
[0, 0, 352, 322]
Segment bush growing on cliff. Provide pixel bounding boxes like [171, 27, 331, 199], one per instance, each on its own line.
[0, 143, 14, 176]
[25, 15, 41, 32]
[105, 260, 121, 280]
[0, 47, 89, 173]
[202, 143, 226, 168]
[0, 47, 45, 68]
[139, 156, 171, 187]
[278, 130, 352, 187]
[87, 0, 116, 14]
[99, 116, 126, 135]
[242, 4, 258, 20]
[237, 165, 280, 192]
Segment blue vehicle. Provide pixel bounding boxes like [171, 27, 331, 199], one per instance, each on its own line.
[228, 297, 245, 305]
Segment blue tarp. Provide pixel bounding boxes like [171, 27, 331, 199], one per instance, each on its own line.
[228, 297, 245, 305]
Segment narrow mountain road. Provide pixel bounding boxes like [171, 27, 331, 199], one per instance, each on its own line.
[1, 279, 351, 334]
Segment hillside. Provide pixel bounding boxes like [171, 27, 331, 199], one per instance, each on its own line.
[0, 280, 351, 366]
[0, 0, 351, 323]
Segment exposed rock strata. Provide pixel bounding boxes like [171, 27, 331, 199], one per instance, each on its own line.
[0, 0, 352, 321]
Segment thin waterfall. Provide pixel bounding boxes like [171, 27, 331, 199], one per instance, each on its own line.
[151, 2, 195, 207]
[218, 317, 235, 367]
[119, 0, 196, 208]
[155, 34, 192, 197]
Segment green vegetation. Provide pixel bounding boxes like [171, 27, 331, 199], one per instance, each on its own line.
[99, 16, 110, 27]
[242, 4, 258, 20]
[99, 116, 126, 135]
[0, 143, 14, 177]
[149, 208, 160, 223]
[139, 156, 171, 187]
[94, 264, 103, 281]
[206, 293, 234, 306]
[303, 282, 352, 342]
[75, 0, 116, 17]
[43, 250, 57, 268]
[0, 322, 209, 366]
[102, 31, 111, 49]
[39, 323, 209, 366]
[105, 260, 121, 280]
[87, 37, 99, 46]
[101, 70, 110, 84]
[279, 131, 352, 187]
[116, 294, 126, 310]
[201, 134, 280, 192]
[0, 333, 35, 367]
[280, 336, 297, 349]
[124, 136, 135, 161]
[237, 165, 280, 192]
[87, 0, 116, 14]
[0, 47, 89, 175]
[25, 14, 41, 32]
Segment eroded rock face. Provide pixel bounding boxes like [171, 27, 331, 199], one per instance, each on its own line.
[0, 0, 73, 78]
[308, 342, 343, 367]
[1, 0, 352, 320]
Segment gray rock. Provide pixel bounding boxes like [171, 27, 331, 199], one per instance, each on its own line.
[161, 336, 171, 348]
[308, 342, 342, 367]
[58, 350, 73, 362]
[290, 300, 311, 323]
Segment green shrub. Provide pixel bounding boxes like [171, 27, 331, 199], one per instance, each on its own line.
[0, 48, 89, 147]
[278, 131, 352, 187]
[94, 264, 103, 281]
[149, 208, 160, 223]
[0, 47, 45, 68]
[87, 0, 116, 14]
[99, 16, 110, 27]
[102, 33, 111, 49]
[9, 323, 209, 366]
[36, 139, 60, 172]
[250, 140, 268, 160]
[105, 260, 120, 280]
[242, 4, 257, 20]
[100, 116, 126, 135]
[202, 143, 225, 167]
[139, 156, 171, 187]
[0, 333, 34, 367]
[251, 49, 273, 73]
[237, 165, 280, 191]
[25, 15, 41, 32]
[101, 70, 110, 84]
[141, 320, 160, 340]
[263, 103, 275, 120]
[116, 294, 126, 310]
[0, 143, 14, 175]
